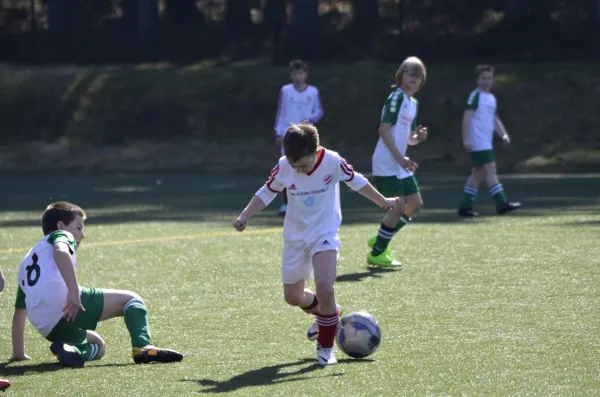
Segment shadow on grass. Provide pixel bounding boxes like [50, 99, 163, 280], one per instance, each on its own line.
[0, 361, 133, 376]
[0, 173, 598, 228]
[336, 266, 399, 283]
[183, 357, 373, 393]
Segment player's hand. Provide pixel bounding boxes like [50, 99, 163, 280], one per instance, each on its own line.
[233, 215, 248, 232]
[399, 157, 418, 173]
[463, 140, 472, 151]
[381, 197, 403, 211]
[8, 353, 31, 362]
[415, 125, 428, 142]
[63, 289, 85, 322]
[275, 136, 282, 146]
[501, 134, 511, 145]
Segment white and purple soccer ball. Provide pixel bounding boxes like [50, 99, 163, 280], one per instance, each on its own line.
[335, 311, 381, 358]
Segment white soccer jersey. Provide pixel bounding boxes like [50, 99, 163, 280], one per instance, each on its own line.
[372, 88, 419, 178]
[16, 231, 78, 337]
[256, 148, 368, 243]
[465, 89, 497, 151]
[274, 84, 324, 137]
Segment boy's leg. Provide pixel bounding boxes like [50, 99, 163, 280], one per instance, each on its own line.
[46, 287, 106, 367]
[0, 379, 10, 391]
[459, 166, 484, 217]
[312, 239, 340, 366]
[483, 161, 521, 214]
[368, 176, 403, 267]
[100, 288, 183, 364]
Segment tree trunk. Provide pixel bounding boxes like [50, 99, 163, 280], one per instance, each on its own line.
[352, 0, 381, 35]
[225, 0, 252, 39]
[289, 0, 319, 58]
[164, 0, 204, 25]
[264, 0, 286, 63]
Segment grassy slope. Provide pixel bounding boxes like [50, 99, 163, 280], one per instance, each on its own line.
[0, 61, 599, 172]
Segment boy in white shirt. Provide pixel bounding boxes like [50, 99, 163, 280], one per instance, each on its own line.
[274, 59, 324, 215]
[458, 64, 521, 216]
[234, 123, 400, 366]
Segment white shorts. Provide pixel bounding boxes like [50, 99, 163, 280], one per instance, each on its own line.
[281, 233, 340, 284]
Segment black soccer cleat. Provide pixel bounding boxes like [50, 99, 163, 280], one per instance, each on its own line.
[132, 346, 184, 364]
[50, 341, 85, 368]
[458, 207, 479, 217]
[496, 201, 521, 215]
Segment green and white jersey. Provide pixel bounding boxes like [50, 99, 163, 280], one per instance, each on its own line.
[372, 88, 418, 178]
[465, 89, 497, 151]
[15, 231, 78, 337]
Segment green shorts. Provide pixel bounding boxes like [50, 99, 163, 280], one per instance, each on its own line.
[373, 175, 419, 197]
[46, 287, 104, 345]
[470, 150, 495, 167]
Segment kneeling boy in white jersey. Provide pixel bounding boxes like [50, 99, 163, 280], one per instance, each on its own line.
[234, 123, 401, 366]
[10, 202, 183, 367]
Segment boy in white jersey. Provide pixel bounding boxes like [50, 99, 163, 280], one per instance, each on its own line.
[10, 202, 183, 367]
[458, 64, 521, 216]
[0, 267, 12, 392]
[234, 123, 400, 366]
[274, 59, 324, 216]
[367, 56, 429, 267]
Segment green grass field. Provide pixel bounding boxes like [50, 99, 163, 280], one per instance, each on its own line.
[0, 173, 599, 396]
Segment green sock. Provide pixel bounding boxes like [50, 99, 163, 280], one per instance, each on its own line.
[394, 215, 410, 232]
[123, 298, 151, 348]
[73, 343, 100, 361]
[70, 343, 102, 361]
[460, 186, 478, 209]
[489, 183, 507, 206]
[371, 223, 396, 256]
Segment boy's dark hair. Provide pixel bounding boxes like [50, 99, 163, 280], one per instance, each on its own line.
[42, 201, 86, 236]
[283, 123, 320, 163]
[475, 64, 495, 78]
[289, 59, 308, 72]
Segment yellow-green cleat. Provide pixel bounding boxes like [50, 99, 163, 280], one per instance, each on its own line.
[367, 251, 401, 267]
[367, 235, 401, 267]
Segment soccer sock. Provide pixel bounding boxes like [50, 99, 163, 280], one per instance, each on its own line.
[123, 298, 151, 348]
[371, 223, 396, 256]
[73, 343, 102, 361]
[301, 295, 319, 315]
[460, 186, 478, 209]
[489, 184, 507, 206]
[316, 310, 339, 348]
[394, 215, 411, 232]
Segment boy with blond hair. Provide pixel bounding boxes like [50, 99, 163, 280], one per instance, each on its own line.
[367, 56, 429, 267]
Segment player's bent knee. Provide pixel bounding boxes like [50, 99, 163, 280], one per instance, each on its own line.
[283, 291, 304, 307]
[96, 343, 106, 360]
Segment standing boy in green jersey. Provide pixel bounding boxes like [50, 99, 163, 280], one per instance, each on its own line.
[367, 56, 429, 267]
[458, 64, 521, 217]
[10, 201, 184, 367]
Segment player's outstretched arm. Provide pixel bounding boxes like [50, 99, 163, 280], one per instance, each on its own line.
[234, 196, 266, 232]
[356, 183, 403, 211]
[9, 308, 30, 362]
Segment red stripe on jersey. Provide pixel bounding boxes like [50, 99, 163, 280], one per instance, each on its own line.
[339, 157, 355, 181]
[266, 177, 281, 193]
[306, 147, 325, 176]
[271, 164, 280, 176]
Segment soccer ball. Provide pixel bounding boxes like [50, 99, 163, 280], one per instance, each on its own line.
[335, 311, 381, 358]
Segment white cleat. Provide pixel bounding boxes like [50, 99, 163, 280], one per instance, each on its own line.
[317, 344, 338, 366]
[278, 204, 287, 216]
[306, 304, 342, 341]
